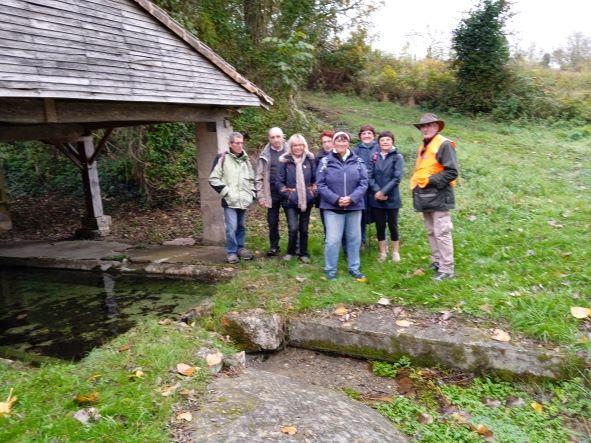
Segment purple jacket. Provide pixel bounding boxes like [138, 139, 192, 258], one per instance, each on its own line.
[316, 151, 368, 211]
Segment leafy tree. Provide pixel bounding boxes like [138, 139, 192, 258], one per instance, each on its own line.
[451, 0, 510, 113]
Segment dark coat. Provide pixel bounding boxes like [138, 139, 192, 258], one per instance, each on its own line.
[316, 151, 368, 211]
[276, 153, 316, 209]
[412, 141, 459, 212]
[368, 149, 404, 209]
[353, 140, 379, 167]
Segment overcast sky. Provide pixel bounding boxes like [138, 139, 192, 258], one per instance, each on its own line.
[372, 0, 591, 59]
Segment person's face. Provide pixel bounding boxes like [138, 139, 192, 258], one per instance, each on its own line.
[379, 136, 393, 150]
[268, 130, 284, 149]
[320, 136, 333, 152]
[291, 142, 305, 157]
[419, 122, 439, 139]
[229, 136, 244, 155]
[333, 137, 349, 155]
[360, 130, 375, 145]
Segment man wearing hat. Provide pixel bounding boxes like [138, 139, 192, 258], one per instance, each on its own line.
[410, 113, 459, 281]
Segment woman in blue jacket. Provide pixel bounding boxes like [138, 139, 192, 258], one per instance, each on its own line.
[368, 131, 404, 262]
[276, 134, 316, 263]
[317, 131, 368, 281]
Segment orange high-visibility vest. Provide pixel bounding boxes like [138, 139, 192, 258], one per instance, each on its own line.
[410, 134, 456, 189]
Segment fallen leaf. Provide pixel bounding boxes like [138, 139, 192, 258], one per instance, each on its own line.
[547, 220, 564, 228]
[479, 303, 492, 314]
[131, 369, 145, 378]
[295, 276, 307, 283]
[451, 411, 470, 424]
[476, 423, 494, 438]
[531, 401, 543, 413]
[468, 214, 477, 222]
[0, 388, 17, 416]
[87, 374, 101, 382]
[158, 318, 172, 325]
[396, 376, 414, 394]
[74, 392, 99, 406]
[439, 310, 452, 321]
[118, 343, 131, 352]
[483, 397, 501, 408]
[176, 363, 197, 377]
[377, 297, 391, 306]
[281, 425, 297, 435]
[334, 305, 348, 316]
[205, 353, 222, 367]
[418, 412, 433, 424]
[16, 313, 27, 320]
[491, 328, 511, 342]
[413, 268, 425, 276]
[177, 412, 193, 422]
[160, 383, 181, 397]
[395, 319, 412, 327]
[505, 396, 525, 408]
[73, 407, 101, 425]
[570, 306, 591, 319]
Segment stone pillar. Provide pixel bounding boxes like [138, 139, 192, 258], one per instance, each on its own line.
[75, 135, 111, 238]
[196, 116, 233, 245]
[0, 159, 12, 232]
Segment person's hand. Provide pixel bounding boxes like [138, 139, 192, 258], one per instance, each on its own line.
[258, 198, 266, 207]
[375, 191, 388, 201]
[339, 196, 352, 207]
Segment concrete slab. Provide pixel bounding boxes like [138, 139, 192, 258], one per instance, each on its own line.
[0, 240, 130, 260]
[288, 307, 576, 379]
[181, 368, 407, 442]
[126, 245, 227, 264]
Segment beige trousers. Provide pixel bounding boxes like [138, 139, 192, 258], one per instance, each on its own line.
[422, 211, 454, 273]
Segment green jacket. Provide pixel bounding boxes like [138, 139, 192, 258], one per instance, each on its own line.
[208, 150, 255, 209]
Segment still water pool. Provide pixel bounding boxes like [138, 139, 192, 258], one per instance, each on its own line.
[0, 267, 213, 361]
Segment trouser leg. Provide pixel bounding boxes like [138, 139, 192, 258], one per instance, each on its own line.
[267, 202, 281, 250]
[433, 210, 454, 273]
[422, 211, 441, 265]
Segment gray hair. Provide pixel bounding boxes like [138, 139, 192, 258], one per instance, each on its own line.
[268, 127, 284, 137]
[287, 133, 309, 154]
[228, 132, 243, 143]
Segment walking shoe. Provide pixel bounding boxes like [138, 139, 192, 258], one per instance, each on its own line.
[299, 255, 310, 264]
[237, 249, 254, 260]
[226, 253, 239, 264]
[378, 253, 387, 263]
[429, 262, 440, 271]
[325, 273, 337, 281]
[391, 252, 401, 263]
[349, 271, 367, 283]
[283, 254, 294, 261]
[266, 248, 280, 257]
[433, 271, 454, 281]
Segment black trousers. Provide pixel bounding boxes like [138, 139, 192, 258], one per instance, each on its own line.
[267, 200, 282, 249]
[372, 207, 399, 241]
[284, 206, 312, 256]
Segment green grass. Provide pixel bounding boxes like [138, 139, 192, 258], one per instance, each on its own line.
[210, 91, 591, 350]
[0, 319, 231, 442]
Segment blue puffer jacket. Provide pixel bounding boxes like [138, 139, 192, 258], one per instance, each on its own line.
[368, 149, 404, 209]
[317, 151, 368, 211]
[276, 152, 316, 208]
[353, 140, 379, 167]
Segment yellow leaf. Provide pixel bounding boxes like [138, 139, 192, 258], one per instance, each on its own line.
[396, 320, 412, 327]
[531, 401, 543, 413]
[118, 343, 131, 352]
[281, 426, 297, 435]
[334, 305, 348, 316]
[476, 423, 494, 437]
[131, 369, 145, 378]
[74, 391, 99, 406]
[0, 388, 17, 416]
[176, 363, 196, 377]
[87, 374, 101, 382]
[160, 383, 180, 397]
[491, 328, 511, 342]
[570, 307, 591, 319]
[413, 268, 425, 276]
[177, 411, 193, 422]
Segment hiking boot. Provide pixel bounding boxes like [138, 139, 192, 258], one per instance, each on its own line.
[283, 254, 294, 261]
[238, 249, 254, 260]
[226, 253, 239, 264]
[266, 248, 280, 257]
[299, 255, 310, 264]
[429, 262, 440, 271]
[433, 271, 454, 282]
[349, 271, 367, 283]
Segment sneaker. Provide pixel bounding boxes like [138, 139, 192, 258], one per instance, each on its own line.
[349, 271, 367, 283]
[325, 273, 337, 281]
[391, 252, 401, 263]
[283, 254, 294, 261]
[378, 253, 387, 263]
[266, 248, 280, 257]
[429, 262, 440, 271]
[238, 249, 254, 260]
[433, 271, 454, 281]
[299, 255, 310, 264]
[226, 253, 239, 264]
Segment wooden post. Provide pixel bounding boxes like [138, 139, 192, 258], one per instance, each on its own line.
[196, 115, 233, 245]
[75, 135, 111, 238]
[0, 159, 13, 232]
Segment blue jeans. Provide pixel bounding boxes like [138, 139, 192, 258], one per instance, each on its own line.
[223, 207, 246, 254]
[324, 210, 362, 278]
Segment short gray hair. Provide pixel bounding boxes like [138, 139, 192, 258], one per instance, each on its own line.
[228, 132, 243, 143]
[268, 127, 284, 137]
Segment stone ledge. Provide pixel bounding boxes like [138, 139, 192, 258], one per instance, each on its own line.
[288, 309, 581, 380]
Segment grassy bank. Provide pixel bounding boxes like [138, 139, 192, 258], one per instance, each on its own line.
[0, 320, 229, 442]
[212, 91, 591, 349]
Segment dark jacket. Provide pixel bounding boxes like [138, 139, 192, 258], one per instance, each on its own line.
[412, 141, 459, 212]
[353, 140, 379, 167]
[314, 149, 331, 207]
[276, 152, 316, 209]
[368, 149, 404, 209]
[316, 151, 368, 211]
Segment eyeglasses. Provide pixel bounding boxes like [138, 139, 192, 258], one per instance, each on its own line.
[230, 141, 244, 145]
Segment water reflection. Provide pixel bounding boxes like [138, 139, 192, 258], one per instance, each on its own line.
[0, 267, 212, 360]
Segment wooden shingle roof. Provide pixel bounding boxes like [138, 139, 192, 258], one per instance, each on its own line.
[0, 0, 273, 108]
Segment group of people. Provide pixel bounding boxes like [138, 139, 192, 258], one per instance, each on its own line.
[208, 113, 459, 282]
